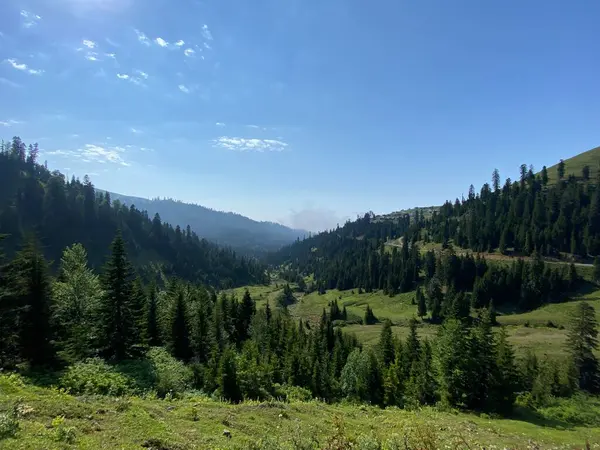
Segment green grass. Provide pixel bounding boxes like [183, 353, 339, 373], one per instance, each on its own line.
[546, 145, 600, 184]
[272, 283, 600, 359]
[1, 374, 598, 449]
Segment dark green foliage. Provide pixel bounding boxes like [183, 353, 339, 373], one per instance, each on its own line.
[378, 320, 395, 367]
[416, 287, 427, 319]
[218, 348, 242, 403]
[146, 282, 161, 347]
[363, 305, 377, 325]
[277, 283, 295, 308]
[8, 237, 55, 367]
[567, 302, 599, 393]
[0, 140, 268, 288]
[594, 257, 600, 284]
[168, 285, 192, 361]
[99, 232, 139, 361]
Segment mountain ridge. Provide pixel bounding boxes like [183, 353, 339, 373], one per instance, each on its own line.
[104, 191, 307, 256]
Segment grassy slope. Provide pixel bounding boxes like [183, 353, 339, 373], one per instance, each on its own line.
[1, 374, 599, 449]
[546, 145, 600, 183]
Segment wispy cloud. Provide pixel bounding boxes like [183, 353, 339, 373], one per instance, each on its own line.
[135, 29, 151, 46]
[203, 42, 212, 50]
[175, 40, 185, 47]
[82, 39, 96, 49]
[85, 53, 99, 61]
[105, 38, 120, 47]
[184, 48, 195, 57]
[135, 70, 149, 79]
[4, 59, 44, 75]
[201, 24, 213, 41]
[105, 53, 116, 59]
[46, 144, 131, 167]
[130, 127, 142, 134]
[0, 119, 22, 127]
[116, 72, 146, 86]
[0, 78, 22, 88]
[20, 10, 41, 28]
[216, 122, 225, 127]
[213, 137, 288, 152]
[155, 37, 169, 47]
[178, 84, 190, 94]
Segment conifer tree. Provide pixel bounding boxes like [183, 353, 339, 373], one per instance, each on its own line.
[219, 348, 242, 403]
[146, 281, 161, 347]
[416, 287, 427, 319]
[10, 237, 55, 367]
[99, 232, 139, 361]
[594, 257, 600, 285]
[236, 289, 256, 344]
[557, 159, 565, 180]
[493, 327, 518, 413]
[169, 286, 192, 361]
[567, 301, 599, 393]
[52, 243, 102, 362]
[378, 319, 395, 367]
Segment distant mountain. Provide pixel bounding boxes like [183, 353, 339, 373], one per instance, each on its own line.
[106, 192, 306, 255]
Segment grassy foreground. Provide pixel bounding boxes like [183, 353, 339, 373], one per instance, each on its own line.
[1, 374, 599, 449]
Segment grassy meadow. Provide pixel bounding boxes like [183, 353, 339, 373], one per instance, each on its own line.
[1, 373, 599, 449]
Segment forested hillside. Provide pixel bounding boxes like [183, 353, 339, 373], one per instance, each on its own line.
[0, 138, 267, 287]
[108, 192, 305, 256]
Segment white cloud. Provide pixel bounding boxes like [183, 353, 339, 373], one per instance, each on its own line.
[46, 144, 131, 167]
[136, 70, 148, 79]
[21, 10, 42, 28]
[82, 39, 96, 49]
[201, 24, 213, 40]
[105, 38, 119, 47]
[0, 119, 22, 127]
[216, 122, 225, 127]
[130, 127, 142, 134]
[184, 48, 195, 57]
[247, 124, 260, 129]
[175, 40, 185, 47]
[116, 72, 145, 86]
[203, 42, 212, 50]
[155, 37, 169, 47]
[213, 137, 288, 152]
[178, 84, 190, 94]
[135, 29, 151, 46]
[4, 59, 43, 75]
[85, 53, 99, 61]
[105, 52, 116, 59]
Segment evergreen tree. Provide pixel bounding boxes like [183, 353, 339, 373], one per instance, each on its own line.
[378, 319, 395, 367]
[566, 302, 599, 393]
[99, 232, 139, 361]
[218, 348, 242, 403]
[9, 237, 55, 367]
[236, 289, 256, 344]
[416, 287, 427, 319]
[169, 286, 192, 361]
[541, 166, 549, 186]
[52, 243, 102, 362]
[557, 159, 565, 180]
[146, 282, 161, 347]
[493, 327, 518, 413]
[594, 257, 600, 285]
[278, 283, 295, 308]
[364, 304, 377, 325]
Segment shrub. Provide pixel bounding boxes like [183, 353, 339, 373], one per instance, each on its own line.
[0, 412, 19, 440]
[60, 358, 133, 396]
[51, 416, 77, 444]
[277, 384, 313, 402]
[147, 347, 192, 398]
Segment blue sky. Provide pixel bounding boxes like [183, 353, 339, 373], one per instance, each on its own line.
[1, 0, 599, 231]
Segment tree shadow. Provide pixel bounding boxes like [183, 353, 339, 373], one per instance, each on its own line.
[510, 405, 575, 430]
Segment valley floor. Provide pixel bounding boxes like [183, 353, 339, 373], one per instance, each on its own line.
[1, 374, 599, 449]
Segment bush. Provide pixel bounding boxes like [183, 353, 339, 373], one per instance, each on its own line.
[147, 347, 192, 398]
[0, 412, 19, 440]
[537, 395, 600, 426]
[60, 358, 133, 396]
[51, 416, 76, 444]
[276, 384, 314, 403]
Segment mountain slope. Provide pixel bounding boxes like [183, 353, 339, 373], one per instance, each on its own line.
[546, 145, 600, 183]
[107, 192, 305, 256]
[0, 138, 267, 287]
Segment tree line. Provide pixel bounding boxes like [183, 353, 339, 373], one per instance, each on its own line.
[0, 137, 267, 287]
[426, 160, 600, 257]
[1, 233, 597, 410]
